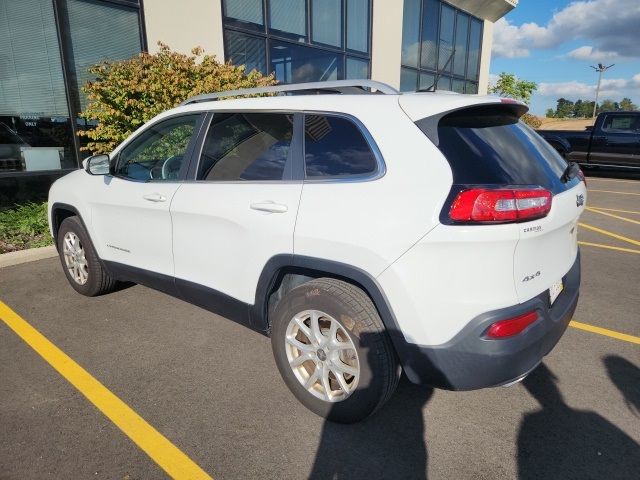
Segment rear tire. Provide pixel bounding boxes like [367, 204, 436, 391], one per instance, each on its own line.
[271, 278, 400, 423]
[57, 216, 118, 297]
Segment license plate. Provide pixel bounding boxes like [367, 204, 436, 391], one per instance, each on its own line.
[549, 279, 564, 305]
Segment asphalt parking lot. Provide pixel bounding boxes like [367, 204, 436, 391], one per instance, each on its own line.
[1, 175, 639, 480]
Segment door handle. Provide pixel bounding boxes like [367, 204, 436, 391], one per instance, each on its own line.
[143, 193, 167, 202]
[250, 201, 288, 213]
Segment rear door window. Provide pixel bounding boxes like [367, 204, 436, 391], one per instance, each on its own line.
[197, 112, 294, 181]
[304, 115, 378, 179]
[601, 114, 638, 132]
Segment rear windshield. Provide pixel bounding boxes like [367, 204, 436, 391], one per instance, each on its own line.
[419, 105, 571, 193]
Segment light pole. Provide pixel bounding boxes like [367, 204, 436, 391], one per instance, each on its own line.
[590, 63, 614, 118]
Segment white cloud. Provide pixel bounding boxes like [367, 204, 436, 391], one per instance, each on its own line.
[537, 75, 640, 99]
[566, 46, 623, 62]
[492, 0, 640, 59]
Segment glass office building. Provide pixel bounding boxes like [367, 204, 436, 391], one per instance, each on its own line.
[222, 0, 371, 83]
[0, 0, 514, 207]
[0, 0, 145, 206]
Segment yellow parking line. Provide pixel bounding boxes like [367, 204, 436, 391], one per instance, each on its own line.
[570, 320, 640, 345]
[588, 189, 640, 196]
[586, 207, 640, 216]
[578, 241, 640, 254]
[0, 301, 213, 480]
[586, 207, 640, 225]
[578, 222, 640, 247]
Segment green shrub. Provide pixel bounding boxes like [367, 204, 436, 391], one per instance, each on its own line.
[78, 42, 277, 154]
[0, 202, 53, 253]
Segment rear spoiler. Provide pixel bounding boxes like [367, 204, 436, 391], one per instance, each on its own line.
[414, 102, 529, 147]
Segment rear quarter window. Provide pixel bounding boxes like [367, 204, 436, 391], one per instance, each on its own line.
[304, 115, 379, 179]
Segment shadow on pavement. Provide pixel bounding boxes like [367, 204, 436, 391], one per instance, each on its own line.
[517, 363, 640, 480]
[308, 376, 432, 480]
[604, 355, 640, 417]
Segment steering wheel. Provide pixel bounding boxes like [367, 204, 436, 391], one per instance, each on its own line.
[160, 155, 183, 180]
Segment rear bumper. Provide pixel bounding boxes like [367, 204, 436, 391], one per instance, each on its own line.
[399, 251, 580, 390]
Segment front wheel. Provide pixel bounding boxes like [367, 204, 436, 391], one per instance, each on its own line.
[271, 278, 400, 423]
[57, 216, 118, 297]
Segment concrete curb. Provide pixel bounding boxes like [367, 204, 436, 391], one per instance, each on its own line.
[0, 245, 58, 268]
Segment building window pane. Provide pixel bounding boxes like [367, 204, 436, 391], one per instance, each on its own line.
[400, 68, 418, 92]
[225, 30, 266, 74]
[347, 0, 369, 53]
[420, 0, 439, 70]
[269, 0, 306, 38]
[66, 0, 142, 113]
[304, 115, 377, 178]
[467, 18, 482, 81]
[346, 57, 369, 79]
[0, 0, 68, 117]
[270, 41, 341, 83]
[401, 0, 421, 67]
[465, 81, 478, 94]
[452, 78, 465, 93]
[419, 73, 435, 90]
[223, 0, 263, 26]
[438, 4, 455, 71]
[312, 0, 341, 47]
[0, 0, 75, 173]
[437, 75, 451, 91]
[452, 12, 469, 77]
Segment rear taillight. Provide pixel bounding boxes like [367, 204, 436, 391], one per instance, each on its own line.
[577, 167, 586, 186]
[486, 311, 539, 339]
[449, 188, 552, 223]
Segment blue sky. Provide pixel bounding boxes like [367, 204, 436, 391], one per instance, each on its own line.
[490, 0, 640, 115]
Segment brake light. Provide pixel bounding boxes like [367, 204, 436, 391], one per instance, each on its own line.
[449, 188, 552, 223]
[486, 311, 539, 339]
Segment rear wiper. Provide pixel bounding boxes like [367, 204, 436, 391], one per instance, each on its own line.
[561, 162, 580, 183]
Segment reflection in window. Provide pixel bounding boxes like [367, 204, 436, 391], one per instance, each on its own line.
[401, 0, 483, 92]
[304, 115, 377, 178]
[117, 115, 198, 181]
[346, 57, 369, 79]
[198, 113, 293, 181]
[225, 30, 266, 73]
[222, 0, 371, 83]
[271, 42, 341, 83]
[401, 0, 421, 67]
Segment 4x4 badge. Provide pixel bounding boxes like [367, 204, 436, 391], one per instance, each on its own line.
[576, 194, 585, 207]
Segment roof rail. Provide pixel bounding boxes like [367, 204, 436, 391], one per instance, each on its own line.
[179, 80, 398, 105]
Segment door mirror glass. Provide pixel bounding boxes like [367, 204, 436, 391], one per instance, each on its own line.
[85, 154, 110, 175]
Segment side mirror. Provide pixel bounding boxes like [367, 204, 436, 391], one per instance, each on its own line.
[84, 154, 110, 175]
[584, 126, 593, 131]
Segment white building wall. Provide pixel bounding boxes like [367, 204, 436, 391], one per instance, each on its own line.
[370, 0, 404, 89]
[143, 0, 224, 59]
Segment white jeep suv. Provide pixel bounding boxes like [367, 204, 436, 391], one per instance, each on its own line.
[48, 81, 585, 423]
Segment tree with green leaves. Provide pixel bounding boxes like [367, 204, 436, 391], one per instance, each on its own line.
[545, 108, 555, 118]
[555, 98, 575, 118]
[79, 43, 277, 154]
[489, 72, 538, 104]
[619, 98, 637, 111]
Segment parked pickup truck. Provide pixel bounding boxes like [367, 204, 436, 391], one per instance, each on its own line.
[538, 111, 640, 169]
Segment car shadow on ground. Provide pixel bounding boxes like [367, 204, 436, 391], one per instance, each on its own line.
[308, 376, 433, 480]
[516, 362, 640, 480]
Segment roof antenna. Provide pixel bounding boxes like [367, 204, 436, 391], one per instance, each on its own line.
[418, 48, 456, 92]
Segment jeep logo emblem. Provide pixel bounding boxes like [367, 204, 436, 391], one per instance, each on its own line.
[576, 194, 584, 207]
